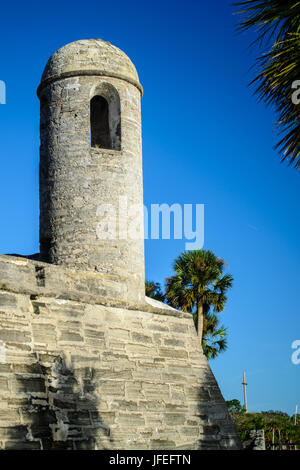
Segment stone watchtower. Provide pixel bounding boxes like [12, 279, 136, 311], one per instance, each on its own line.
[0, 39, 241, 450]
[37, 39, 145, 304]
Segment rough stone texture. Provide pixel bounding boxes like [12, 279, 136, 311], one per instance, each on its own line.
[39, 39, 141, 93]
[243, 430, 266, 451]
[0, 256, 240, 450]
[0, 40, 242, 450]
[38, 39, 145, 305]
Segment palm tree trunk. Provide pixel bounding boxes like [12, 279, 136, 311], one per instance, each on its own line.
[197, 299, 203, 344]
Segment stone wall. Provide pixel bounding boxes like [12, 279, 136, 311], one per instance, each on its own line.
[38, 40, 145, 306]
[0, 255, 241, 450]
[243, 430, 266, 451]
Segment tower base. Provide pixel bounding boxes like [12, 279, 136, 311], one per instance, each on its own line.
[0, 255, 241, 450]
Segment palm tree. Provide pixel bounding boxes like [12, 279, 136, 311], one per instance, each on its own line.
[235, 1, 300, 169]
[193, 302, 228, 359]
[145, 280, 166, 302]
[165, 250, 233, 343]
[202, 313, 227, 359]
[201, 312, 228, 360]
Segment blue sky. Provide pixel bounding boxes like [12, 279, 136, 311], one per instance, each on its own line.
[0, 0, 299, 414]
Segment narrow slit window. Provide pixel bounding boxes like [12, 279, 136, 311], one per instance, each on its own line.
[90, 95, 112, 149]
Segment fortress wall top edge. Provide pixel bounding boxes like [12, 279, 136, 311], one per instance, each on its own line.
[0, 255, 190, 319]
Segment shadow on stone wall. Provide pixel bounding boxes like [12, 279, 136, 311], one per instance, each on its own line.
[5, 353, 113, 450]
[195, 383, 242, 450]
[195, 387, 221, 450]
[3, 353, 242, 450]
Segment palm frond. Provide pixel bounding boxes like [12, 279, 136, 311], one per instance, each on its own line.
[235, 1, 300, 168]
[202, 313, 228, 360]
[145, 280, 166, 302]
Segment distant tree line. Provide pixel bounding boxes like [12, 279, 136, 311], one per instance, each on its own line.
[227, 399, 300, 449]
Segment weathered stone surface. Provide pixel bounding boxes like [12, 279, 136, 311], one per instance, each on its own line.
[0, 39, 241, 450]
[243, 429, 266, 450]
[0, 262, 241, 449]
[38, 39, 145, 306]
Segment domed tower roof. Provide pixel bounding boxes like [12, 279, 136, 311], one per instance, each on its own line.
[38, 39, 142, 96]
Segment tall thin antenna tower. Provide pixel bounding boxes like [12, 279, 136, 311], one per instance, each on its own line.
[242, 371, 248, 413]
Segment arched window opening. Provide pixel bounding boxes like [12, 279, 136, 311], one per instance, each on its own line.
[90, 95, 113, 149]
[40, 94, 49, 132]
[40, 94, 48, 110]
